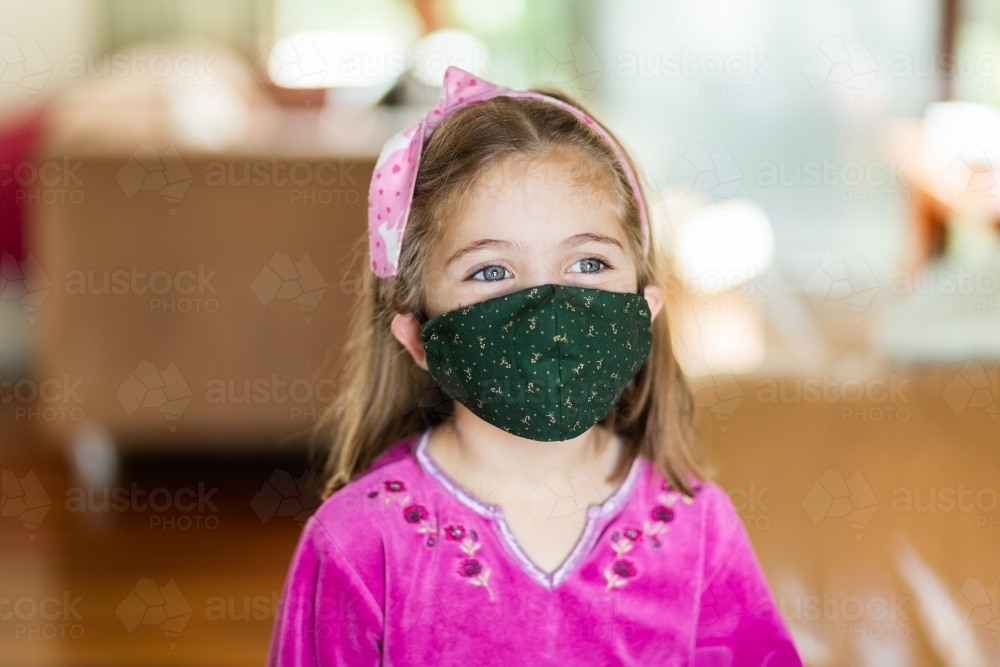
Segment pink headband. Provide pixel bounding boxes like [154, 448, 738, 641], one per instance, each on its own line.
[367, 66, 650, 278]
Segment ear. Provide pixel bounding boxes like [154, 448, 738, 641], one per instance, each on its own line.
[391, 313, 428, 370]
[642, 285, 666, 323]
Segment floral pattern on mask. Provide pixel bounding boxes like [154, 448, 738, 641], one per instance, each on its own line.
[422, 284, 652, 442]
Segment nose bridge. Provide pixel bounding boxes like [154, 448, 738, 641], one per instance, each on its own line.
[519, 245, 564, 288]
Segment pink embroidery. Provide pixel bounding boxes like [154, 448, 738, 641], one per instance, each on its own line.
[450, 525, 495, 601]
[370, 479, 439, 546]
[443, 524, 466, 540]
[604, 478, 702, 589]
[603, 530, 639, 590]
[404, 504, 428, 523]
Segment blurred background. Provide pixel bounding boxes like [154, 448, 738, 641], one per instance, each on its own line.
[0, 0, 998, 665]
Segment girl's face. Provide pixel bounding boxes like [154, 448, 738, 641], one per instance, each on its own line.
[392, 149, 664, 370]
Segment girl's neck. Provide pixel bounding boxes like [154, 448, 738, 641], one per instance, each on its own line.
[426, 406, 624, 507]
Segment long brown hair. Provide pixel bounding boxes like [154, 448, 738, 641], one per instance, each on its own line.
[313, 87, 711, 499]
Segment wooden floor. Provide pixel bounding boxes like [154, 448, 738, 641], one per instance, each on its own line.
[1, 366, 998, 666]
[1, 412, 307, 667]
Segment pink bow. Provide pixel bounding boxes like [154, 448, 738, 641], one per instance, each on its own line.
[368, 66, 649, 278]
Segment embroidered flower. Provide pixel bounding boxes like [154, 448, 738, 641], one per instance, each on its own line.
[459, 559, 482, 577]
[651, 505, 674, 523]
[452, 530, 494, 601]
[377, 482, 438, 546]
[605, 475, 696, 591]
[403, 504, 428, 523]
[612, 559, 637, 578]
[605, 528, 644, 589]
[642, 508, 672, 550]
[444, 525, 466, 541]
[604, 550, 638, 590]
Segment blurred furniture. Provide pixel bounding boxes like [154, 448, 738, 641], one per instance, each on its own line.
[29, 146, 373, 452]
[22, 64, 428, 454]
[892, 105, 1000, 267]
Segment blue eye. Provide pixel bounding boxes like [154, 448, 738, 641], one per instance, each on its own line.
[570, 258, 605, 274]
[472, 265, 510, 281]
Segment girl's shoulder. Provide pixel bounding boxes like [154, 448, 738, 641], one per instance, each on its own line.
[639, 462, 752, 578]
[639, 462, 743, 541]
[309, 431, 428, 536]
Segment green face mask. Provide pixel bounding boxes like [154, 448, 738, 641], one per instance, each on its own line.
[419, 284, 653, 441]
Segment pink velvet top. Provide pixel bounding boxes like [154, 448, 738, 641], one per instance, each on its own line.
[267, 429, 802, 666]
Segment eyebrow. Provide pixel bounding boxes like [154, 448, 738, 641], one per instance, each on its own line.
[445, 239, 518, 267]
[444, 233, 623, 267]
[559, 232, 624, 251]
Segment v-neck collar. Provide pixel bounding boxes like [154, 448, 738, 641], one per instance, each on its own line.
[412, 427, 648, 590]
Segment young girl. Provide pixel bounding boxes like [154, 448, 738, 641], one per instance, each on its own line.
[267, 66, 801, 667]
